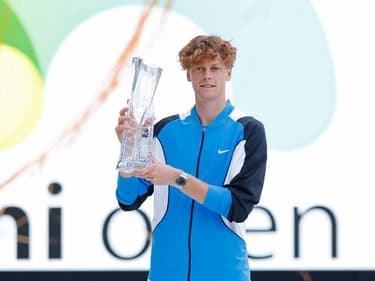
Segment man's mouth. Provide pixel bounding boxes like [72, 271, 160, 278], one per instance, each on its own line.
[200, 84, 215, 88]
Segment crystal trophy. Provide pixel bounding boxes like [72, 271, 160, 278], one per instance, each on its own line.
[116, 57, 162, 172]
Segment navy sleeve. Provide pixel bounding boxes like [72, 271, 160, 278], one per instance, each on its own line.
[226, 117, 267, 222]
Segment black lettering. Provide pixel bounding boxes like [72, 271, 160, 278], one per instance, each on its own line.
[0, 206, 29, 259]
[294, 205, 337, 258]
[247, 206, 276, 259]
[102, 208, 151, 260]
[48, 182, 63, 259]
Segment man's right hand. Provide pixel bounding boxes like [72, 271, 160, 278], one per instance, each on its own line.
[115, 107, 138, 143]
[115, 106, 155, 143]
[115, 107, 128, 143]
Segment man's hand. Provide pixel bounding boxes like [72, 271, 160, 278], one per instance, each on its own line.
[132, 162, 180, 186]
[115, 107, 138, 143]
[115, 106, 155, 143]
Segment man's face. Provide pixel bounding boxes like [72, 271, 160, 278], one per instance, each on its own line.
[187, 58, 232, 102]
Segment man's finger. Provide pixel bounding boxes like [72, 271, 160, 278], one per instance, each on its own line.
[119, 107, 129, 115]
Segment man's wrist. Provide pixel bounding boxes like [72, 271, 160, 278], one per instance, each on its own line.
[174, 171, 188, 191]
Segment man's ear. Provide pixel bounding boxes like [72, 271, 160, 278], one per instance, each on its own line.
[226, 67, 232, 81]
[187, 70, 192, 82]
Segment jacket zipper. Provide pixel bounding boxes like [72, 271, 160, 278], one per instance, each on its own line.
[187, 128, 205, 281]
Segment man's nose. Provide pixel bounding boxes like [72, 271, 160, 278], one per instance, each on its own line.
[202, 69, 212, 79]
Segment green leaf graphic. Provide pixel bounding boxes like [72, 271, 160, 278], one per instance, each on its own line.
[0, 0, 42, 73]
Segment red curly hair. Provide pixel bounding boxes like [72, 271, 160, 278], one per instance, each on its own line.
[178, 35, 237, 70]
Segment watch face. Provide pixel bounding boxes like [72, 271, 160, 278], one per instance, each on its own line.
[176, 175, 187, 186]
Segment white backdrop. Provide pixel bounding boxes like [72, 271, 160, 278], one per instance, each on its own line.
[1, 0, 375, 271]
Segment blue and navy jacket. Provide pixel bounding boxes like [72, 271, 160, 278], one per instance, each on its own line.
[116, 100, 267, 281]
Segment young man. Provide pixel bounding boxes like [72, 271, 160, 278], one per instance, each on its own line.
[115, 35, 267, 281]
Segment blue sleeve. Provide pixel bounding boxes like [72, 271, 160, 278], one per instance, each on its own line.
[203, 184, 232, 218]
[116, 173, 153, 211]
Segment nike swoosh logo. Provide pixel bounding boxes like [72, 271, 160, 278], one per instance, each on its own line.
[218, 149, 231, 154]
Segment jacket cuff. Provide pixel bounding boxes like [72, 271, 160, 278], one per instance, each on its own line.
[116, 174, 140, 205]
[203, 185, 232, 218]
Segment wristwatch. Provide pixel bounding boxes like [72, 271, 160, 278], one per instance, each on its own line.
[175, 172, 188, 190]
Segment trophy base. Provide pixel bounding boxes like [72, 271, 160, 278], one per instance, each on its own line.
[116, 160, 151, 173]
